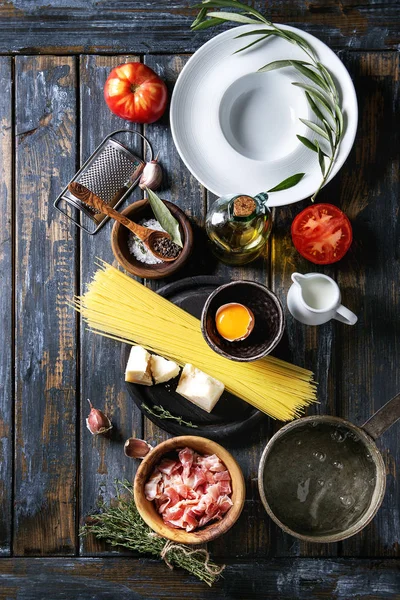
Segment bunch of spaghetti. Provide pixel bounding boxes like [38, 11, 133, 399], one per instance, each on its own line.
[73, 262, 317, 420]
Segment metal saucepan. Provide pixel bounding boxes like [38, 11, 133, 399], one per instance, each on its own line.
[258, 393, 400, 543]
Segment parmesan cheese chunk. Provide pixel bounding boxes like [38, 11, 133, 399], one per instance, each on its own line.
[125, 345, 153, 386]
[150, 354, 180, 384]
[176, 364, 224, 413]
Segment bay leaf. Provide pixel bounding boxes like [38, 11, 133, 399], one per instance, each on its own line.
[146, 188, 183, 247]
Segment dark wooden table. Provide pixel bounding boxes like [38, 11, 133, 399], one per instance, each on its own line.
[0, 2, 399, 599]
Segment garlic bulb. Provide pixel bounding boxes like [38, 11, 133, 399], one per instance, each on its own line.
[86, 399, 112, 435]
[139, 158, 163, 191]
[124, 437, 152, 459]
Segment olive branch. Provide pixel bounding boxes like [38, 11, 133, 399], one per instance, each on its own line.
[192, 0, 344, 201]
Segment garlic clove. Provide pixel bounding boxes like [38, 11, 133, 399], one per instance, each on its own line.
[139, 158, 163, 191]
[124, 437, 152, 459]
[86, 399, 113, 435]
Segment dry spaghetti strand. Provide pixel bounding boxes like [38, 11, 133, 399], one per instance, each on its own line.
[72, 262, 317, 421]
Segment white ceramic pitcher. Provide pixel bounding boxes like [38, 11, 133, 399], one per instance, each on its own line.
[287, 272, 358, 326]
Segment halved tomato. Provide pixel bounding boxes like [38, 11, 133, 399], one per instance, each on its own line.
[291, 204, 352, 264]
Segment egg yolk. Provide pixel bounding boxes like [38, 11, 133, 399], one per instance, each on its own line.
[215, 303, 254, 341]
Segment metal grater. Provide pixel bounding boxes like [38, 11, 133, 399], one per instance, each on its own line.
[54, 129, 152, 234]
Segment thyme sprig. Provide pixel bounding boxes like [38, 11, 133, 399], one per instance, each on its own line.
[80, 480, 224, 586]
[192, 0, 344, 201]
[142, 402, 198, 428]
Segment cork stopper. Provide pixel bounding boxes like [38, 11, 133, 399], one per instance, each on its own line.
[233, 195, 256, 217]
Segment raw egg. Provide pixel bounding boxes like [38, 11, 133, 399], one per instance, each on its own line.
[215, 303, 255, 342]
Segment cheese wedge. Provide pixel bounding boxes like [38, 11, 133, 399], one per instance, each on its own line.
[125, 345, 153, 386]
[150, 354, 180, 384]
[176, 364, 224, 413]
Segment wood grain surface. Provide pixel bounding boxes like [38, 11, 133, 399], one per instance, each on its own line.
[0, 557, 399, 600]
[142, 54, 206, 448]
[0, 2, 399, 596]
[0, 1, 398, 54]
[13, 56, 78, 555]
[0, 56, 12, 557]
[78, 54, 144, 555]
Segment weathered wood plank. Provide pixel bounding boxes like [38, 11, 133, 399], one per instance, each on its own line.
[270, 50, 400, 559]
[337, 51, 400, 557]
[141, 54, 205, 448]
[0, 1, 398, 53]
[270, 201, 338, 558]
[79, 55, 144, 555]
[0, 557, 399, 599]
[14, 56, 77, 555]
[204, 191, 273, 558]
[0, 56, 13, 557]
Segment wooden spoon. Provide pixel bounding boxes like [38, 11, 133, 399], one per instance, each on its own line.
[68, 182, 178, 262]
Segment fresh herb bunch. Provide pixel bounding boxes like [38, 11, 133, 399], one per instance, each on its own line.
[80, 480, 224, 586]
[142, 402, 198, 428]
[192, 0, 344, 201]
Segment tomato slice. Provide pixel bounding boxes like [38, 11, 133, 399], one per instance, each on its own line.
[291, 204, 352, 264]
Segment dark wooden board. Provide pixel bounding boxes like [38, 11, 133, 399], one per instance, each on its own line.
[0, 56, 12, 557]
[270, 50, 400, 560]
[0, 557, 399, 600]
[14, 56, 78, 555]
[204, 192, 274, 559]
[78, 55, 144, 555]
[0, 34, 398, 600]
[142, 54, 206, 451]
[126, 276, 265, 440]
[0, 1, 398, 54]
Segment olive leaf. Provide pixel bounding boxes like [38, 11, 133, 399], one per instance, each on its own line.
[305, 91, 327, 123]
[267, 173, 305, 192]
[258, 59, 311, 73]
[291, 63, 331, 92]
[297, 135, 319, 153]
[207, 11, 259, 24]
[299, 118, 330, 141]
[235, 28, 274, 38]
[335, 104, 344, 135]
[233, 34, 271, 53]
[317, 62, 338, 97]
[145, 188, 183, 247]
[191, 17, 226, 30]
[315, 141, 326, 176]
[197, 0, 270, 23]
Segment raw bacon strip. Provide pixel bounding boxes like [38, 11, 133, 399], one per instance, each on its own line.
[179, 447, 194, 478]
[215, 470, 231, 481]
[144, 471, 162, 500]
[158, 458, 180, 475]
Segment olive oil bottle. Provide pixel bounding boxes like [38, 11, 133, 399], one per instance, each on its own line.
[206, 192, 272, 265]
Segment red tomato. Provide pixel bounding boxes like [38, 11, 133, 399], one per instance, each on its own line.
[104, 63, 168, 124]
[291, 204, 352, 264]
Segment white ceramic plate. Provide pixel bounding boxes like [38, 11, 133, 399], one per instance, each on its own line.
[170, 25, 358, 207]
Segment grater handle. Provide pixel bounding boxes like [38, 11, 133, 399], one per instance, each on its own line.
[68, 182, 154, 242]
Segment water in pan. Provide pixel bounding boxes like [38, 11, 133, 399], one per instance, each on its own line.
[262, 421, 377, 536]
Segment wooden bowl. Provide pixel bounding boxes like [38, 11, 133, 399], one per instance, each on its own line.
[201, 280, 285, 362]
[134, 435, 245, 544]
[111, 199, 193, 279]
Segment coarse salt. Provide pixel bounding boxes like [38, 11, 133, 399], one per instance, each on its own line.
[127, 218, 166, 264]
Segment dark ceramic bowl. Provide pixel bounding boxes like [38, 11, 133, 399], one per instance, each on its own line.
[111, 199, 193, 280]
[201, 281, 285, 362]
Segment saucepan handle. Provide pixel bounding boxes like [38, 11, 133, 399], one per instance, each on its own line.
[362, 392, 400, 440]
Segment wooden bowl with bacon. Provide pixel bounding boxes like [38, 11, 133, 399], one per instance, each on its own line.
[134, 435, 245, 544]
